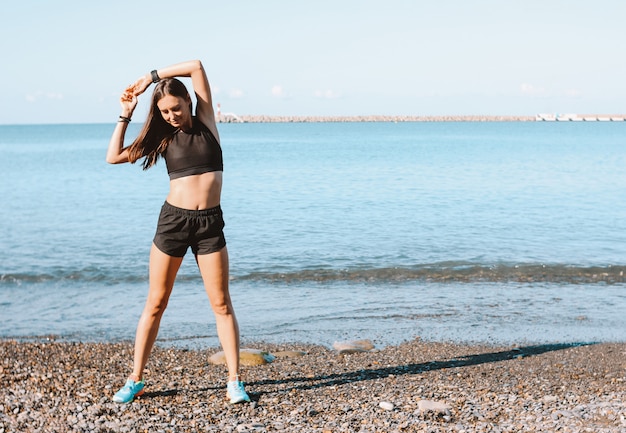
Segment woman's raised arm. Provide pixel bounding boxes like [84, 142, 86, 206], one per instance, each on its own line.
[106, 85, 137, 164]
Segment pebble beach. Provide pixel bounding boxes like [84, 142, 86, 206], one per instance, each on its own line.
[2, 339, 625, 432]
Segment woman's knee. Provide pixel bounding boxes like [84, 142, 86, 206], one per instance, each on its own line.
[210, 297, 233, 316]
[144, 293, 170, 316]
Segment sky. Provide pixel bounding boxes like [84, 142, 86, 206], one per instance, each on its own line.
[2, 0, 625, 124]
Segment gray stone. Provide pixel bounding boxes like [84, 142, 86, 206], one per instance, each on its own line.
[418, 399, 452, 416]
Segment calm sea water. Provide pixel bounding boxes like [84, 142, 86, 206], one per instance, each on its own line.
[1, 121, 625, 348]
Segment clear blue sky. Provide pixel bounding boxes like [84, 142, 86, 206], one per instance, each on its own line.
[2, 0, 624, 124]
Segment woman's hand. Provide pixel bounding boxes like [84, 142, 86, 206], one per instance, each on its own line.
[119, 85, 138, 117]
[118, 73, 151, 117]
[129, 74, 152, 97]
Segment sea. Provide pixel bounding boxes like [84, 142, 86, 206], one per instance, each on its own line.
[1, 121, 625, 349]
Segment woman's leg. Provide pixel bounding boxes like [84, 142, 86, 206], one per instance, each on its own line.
[196, 246, 241, 381]
[131, 243, 183, 380]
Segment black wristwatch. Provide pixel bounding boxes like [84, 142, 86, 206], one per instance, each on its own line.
[151, 70, 161, 83]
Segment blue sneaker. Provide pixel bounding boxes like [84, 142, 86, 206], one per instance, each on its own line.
[112, 379, 145, 403]
[227, 380, 250, 404]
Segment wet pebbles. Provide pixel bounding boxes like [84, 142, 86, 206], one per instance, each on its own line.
[2, 339, 625, 432]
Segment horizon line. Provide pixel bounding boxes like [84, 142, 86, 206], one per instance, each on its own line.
[2, 113, 626, 126]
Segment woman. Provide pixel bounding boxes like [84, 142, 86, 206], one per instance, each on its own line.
[106, 60, 250, 404]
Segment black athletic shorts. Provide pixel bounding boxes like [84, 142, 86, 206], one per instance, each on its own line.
[153, 201, 226, 257]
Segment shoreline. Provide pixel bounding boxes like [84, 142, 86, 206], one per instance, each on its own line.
[3, 339, 625, 432]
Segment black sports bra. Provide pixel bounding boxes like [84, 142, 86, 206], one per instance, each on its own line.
[163, 118, 223, 180]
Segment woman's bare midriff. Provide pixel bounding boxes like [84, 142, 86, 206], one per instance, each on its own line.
[166, 171, 223, 210]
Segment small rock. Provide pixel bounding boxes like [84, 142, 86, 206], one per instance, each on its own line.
[209, 349, 275, 366]
[379, 401, 394, 411]
[418, 399, 452, 416]
[333, 339, 375, 354]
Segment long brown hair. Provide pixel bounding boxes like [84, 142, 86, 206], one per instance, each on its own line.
[127, 78, 192, 170]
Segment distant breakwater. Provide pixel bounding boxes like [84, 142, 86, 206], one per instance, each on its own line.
[217, 114, 536, 123]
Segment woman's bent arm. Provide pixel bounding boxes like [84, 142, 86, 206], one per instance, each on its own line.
[155, 60, 215, 129]
[135, 60, 217, 138]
